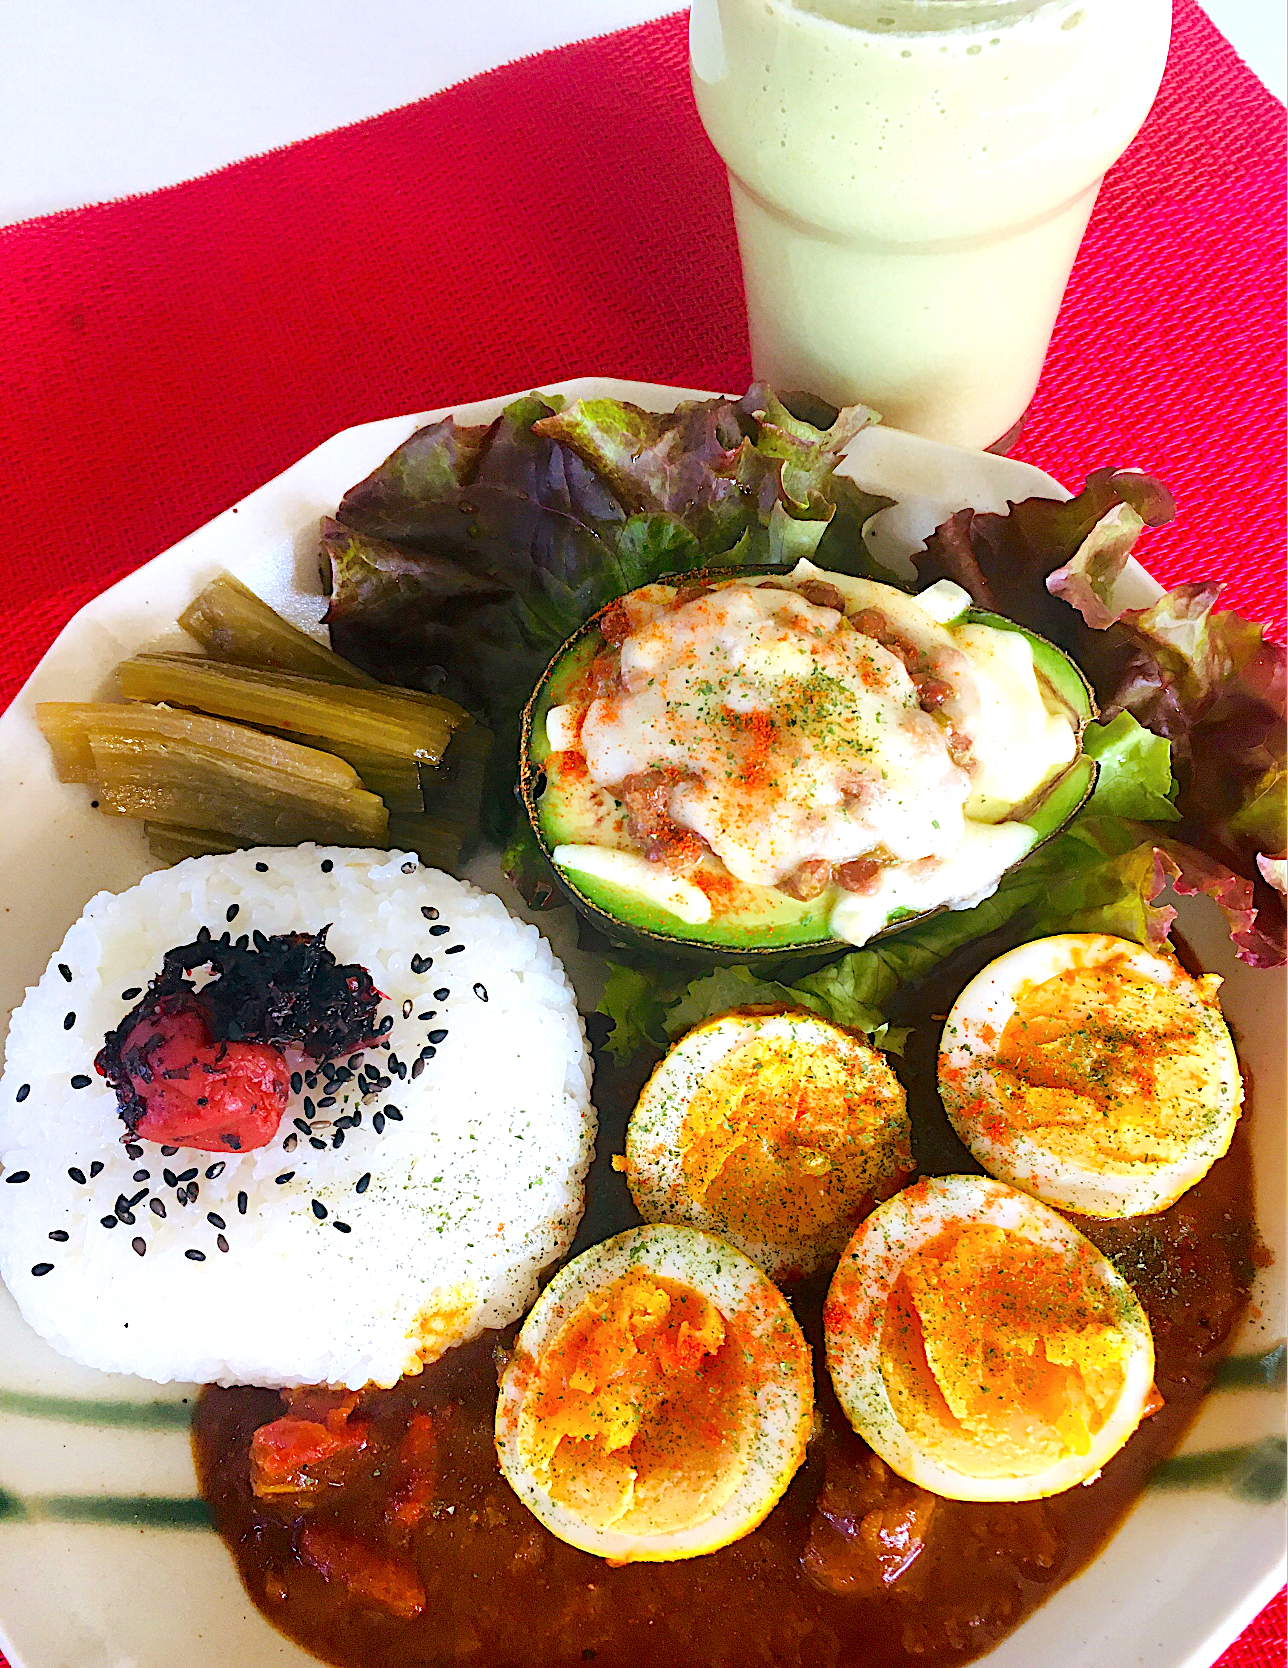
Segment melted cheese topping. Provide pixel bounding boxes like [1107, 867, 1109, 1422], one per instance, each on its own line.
[878, 1223, 1132, 1479]
[520, 1271, 755, 1535]
[566, 567, 1077, 944]
[582, 583, 968, 888]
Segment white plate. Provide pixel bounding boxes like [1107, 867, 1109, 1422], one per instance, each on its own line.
[0, 379, 1282, 1668]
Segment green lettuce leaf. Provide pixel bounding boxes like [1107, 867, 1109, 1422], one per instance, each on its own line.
[1080, 713, 1180, 821]
[325, 387, 892, 860]
[916, 471, 1285, 966]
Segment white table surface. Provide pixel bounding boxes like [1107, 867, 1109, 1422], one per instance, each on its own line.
[0, 0, 1282, 230]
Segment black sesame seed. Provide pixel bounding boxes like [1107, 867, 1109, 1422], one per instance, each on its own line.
[63, 1011, 76, 1030]
[253, 930, 268, 952]
[401, 860, 416, 874]
[318, 1095, 336, 1108]
[178, 1168, 198, 1182]
[320, 859, 334, 873]
[473, 983, 489, 1002]
[133, 1169, 150, 1182]
[70, 1075, 92, 1090]
[48, 1230, 69, 1242]
[217, 1234, 229, 1253]
[31, 1263, 54, 1277]
[303, 1096, 315, 1115]
[309, 1137, 327, 1150]
[311, 1200, 328, 1219]
[125, 1143, 143, 1160]
[332, 1130, 345, 1149]
[128, 1188, 148, 1208]
[417, 1011, 435, 1021]
[373, 1112, 386, 1134]
[383, 1104, 403, 1122]
[185, 1249, 206, 1262]
[350, 1109, 362, 1127]
[160, 1145, 179, 1156]
[275, 1172, 294, 1184]
[163, 1168, 178, 1187]
[150, 1199, 166, 1219]
[117, 1210, 136, 1226]
[90, 1161, 104, 1177]
[410, 954, 431, 974]
[132, 1237, 146, 1257]
[235, 934, 249, 951]
[225, 904, 239, 922]
[205, 1161, 225, 1180]
[293, 1118, 311, 1136]
[58, 963, 72, 982]
[411, 1058, 425, 1078]
[427, 1029, 448, 1045]
[255, 861, 269, 873]
[356, 1173, 371, 1194]
[347, 1053, 363, 1068]
[420, 1045, 437, 1061]
[121, 987, 142, 1001]
[68, 1166, 87, 1185]
[290, 1072, 303, 1095]
[333, 1221, 351, 1234]
[207, 1212, 226, 1229]
[237, 1191, 248, 1215]
[5, 1171, 30, 1184]
[283, 1134, 298, 1153]
[445, 944, 464, 955]
[427, 924, 450, 937]
[15, 1084, 30, 1103]
[197, 926, 211, 943]
[421, 906, 439, 921]
[402, 999, 413, 1019]
[100, 1215, 117, 1229]
[333, 1067, 353, 1085]
[321, 1062, 337, 1082]
[434, 988, 450, 1001]
[115, 1193, 131, 1215]
[305, 1072, 318, 1089]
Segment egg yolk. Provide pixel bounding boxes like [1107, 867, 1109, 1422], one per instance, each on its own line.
[980, 960, 1234, 1171]
[879, 1224, 1133, 1479]
[677, 1030, 910, 1263]
[521, 1271, 756, 1535]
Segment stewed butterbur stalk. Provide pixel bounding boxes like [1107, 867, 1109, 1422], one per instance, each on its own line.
[37, 702, 388, 849]
[117, 653, 467, 768]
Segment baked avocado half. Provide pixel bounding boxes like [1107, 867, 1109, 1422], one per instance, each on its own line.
[518, 564, 1096, 964]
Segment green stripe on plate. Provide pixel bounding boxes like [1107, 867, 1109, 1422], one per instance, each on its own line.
[0, 1388, 193, 1428]
[1151, 1436, 1287, 1503]
[1210, 1343, 1287, 1391]
[0, 1489, 209, 1527]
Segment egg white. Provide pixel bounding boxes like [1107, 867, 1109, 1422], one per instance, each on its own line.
[938, 932, 1243, 1218]
[494, 1224, 813, 1562]
[825, 1174, 1156, 1502]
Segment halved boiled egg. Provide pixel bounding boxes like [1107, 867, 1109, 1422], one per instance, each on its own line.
[938, 933, 1243, 1219]
[824, 1174, 1156, 1502]
[495, 1224, 813, 1562]
[623, 1010, 914, 1280]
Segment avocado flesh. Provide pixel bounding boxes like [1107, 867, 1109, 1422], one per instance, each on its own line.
[520, 586, 1097, 964]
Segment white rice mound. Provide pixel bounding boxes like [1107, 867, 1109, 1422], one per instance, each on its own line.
[0, 847, 594, 1389]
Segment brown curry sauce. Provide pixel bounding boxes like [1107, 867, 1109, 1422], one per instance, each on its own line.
[194, 929, 1257, 1668]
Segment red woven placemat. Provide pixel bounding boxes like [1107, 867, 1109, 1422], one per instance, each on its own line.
[0, 4, 1282, 1665]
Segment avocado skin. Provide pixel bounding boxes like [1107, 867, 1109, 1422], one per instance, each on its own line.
[518, 568, 1097, 969]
